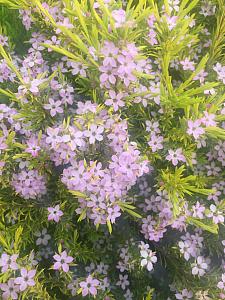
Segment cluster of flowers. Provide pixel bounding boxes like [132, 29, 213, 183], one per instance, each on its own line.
[59, 103, 149, 225]
[187, 111, 217, 140]
[11, 169, 47, 200]
[178, 230, 210, 276]
[0, 252, 36, 299]
[140, 188, 186, 242]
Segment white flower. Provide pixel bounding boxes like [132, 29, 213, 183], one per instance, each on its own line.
[217, 273, 225, 290]
[140, 250, 157, 271]
[191, 256, 208, 276]
[175, 288, 193, 299]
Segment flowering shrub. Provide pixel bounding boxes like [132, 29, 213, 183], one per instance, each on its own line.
[0, 0, 225, 299]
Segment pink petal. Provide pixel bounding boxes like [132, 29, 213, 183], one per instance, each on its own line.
[62, 263, 69, 272]
[53, 262, 61, 270]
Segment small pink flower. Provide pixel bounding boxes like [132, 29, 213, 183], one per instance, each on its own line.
[25, 137, 41, 157]
[218, 274, 225, 290]
[166, 148, 186, 166]
[79, 275, 100, 297]
[47, 205, 63, 222]
[53, 250, 73, 272]
[0, 279, 19, 300]
[0, 137, 7, 154]
[0, 253, 18, 273]
[105, 90, 125, 111]
[175, 288, 193, 299]
[201, 111, 217, 127]
[191, 256, 208, 276]
[207, 204, 224, 224]
[44, 98, 63, 117]
[84, 124, 104, 144]
[111, 9, 126, 28]
[15, 268, 36, 291]
[148, 134, 164, 152]
[192, 202, 205, 219]
[180, 58, 195, 71]
[165, 15, 178, 30]
[187, 120, 205, 139]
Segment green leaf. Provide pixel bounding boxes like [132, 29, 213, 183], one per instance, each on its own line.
[144, 289, 154, 300]
[69, 190, 87, 198]
[0, 88, 17, 100]
[205, 126, 225, 140]
[0, 233, 9, 249]
[13, 142, 26, 149]
[107, 219, 112, 234]
[78, 209, 87, 222]
[187, 217, 218, 234]
[124, 208, 142, 219]
[66, 1, 89, 37]
[41, 43, 81, 61]
[118, 202, 136, 210]
[14, 226, 23, 252]
[58, 243, 62, 253]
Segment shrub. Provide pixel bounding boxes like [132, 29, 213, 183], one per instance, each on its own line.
[0, 0, 225, 299]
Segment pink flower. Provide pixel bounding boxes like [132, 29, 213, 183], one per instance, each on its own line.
[69, 61, 88, 77]
[192, 202, 205, 219]
[45, 35, 60, 52]
[84, 124, 104, 144]
[53, 250, 73, 272]
[180, 58, 195, 71]
[146, 121, 160, 134]
[0, 35, 8, 47]
[148, 29, 158, 45]
[99, 65, 117, 85]
[105, 90, 125, 111]
[193, 70, 208, 83]
[191, 256, 208, 276]
[213, 62, 225, 84]
[111, 9, 126, 28]
[0, 253, 18, 273]
[79, 275, 100, 297]
[25, 136, 41, 157]
[166, 148, 186, 166]
[29, 78, 44, 95]
[218, 274, 225, 290]
[47, 205, 63, 222]
[187, 120, 205, 139]
[44, 98, 63, 117]
[165, 15, 178, 30]
[175, 289, 193, 299]
[46, 127, 61, 146]
[0, 279, 19, 300]
[148, 134, 164, 152]
[207, 204, 224, 224]
[200, 1, 216, 17]
[201, 111, 217, 127]
[56, 18, 74, 34]
[0, 136, 7, 154]
[15, 268, 36, 291]
[101, 41, 119, 67]
[147, 14, 156, 28]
